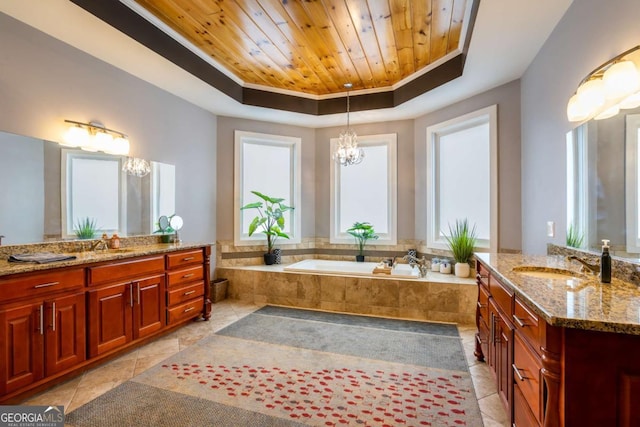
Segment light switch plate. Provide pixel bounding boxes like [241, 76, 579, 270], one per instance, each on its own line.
[547, 221, 555, 237]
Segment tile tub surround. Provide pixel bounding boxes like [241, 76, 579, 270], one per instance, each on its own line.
[215, 264, 477, 324]
[476, 252, 640, 335]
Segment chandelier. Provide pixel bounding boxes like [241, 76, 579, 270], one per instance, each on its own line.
[333, 83, 364, 166]
[122, 157, 151, 177]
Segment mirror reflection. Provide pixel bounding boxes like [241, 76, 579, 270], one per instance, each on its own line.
[0, 131, 175, 245]
[566, 106, 640, 260]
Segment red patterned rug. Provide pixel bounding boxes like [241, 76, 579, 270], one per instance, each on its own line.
[67, 306, 482, 427]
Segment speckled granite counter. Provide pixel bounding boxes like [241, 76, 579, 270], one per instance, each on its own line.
[476, 253, 640, 335]
[0, 242, 212, 277]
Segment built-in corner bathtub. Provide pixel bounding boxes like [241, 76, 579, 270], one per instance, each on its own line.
[283, 259, 420, 279]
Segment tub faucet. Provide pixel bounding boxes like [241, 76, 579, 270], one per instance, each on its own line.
[566, 255, 600, 275]
[402, 254, 428, 277]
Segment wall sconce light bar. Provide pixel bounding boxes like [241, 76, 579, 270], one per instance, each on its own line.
[61, 119, 130, 155]
[567, 45, 640, 122]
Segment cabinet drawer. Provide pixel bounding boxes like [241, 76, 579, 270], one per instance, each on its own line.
[478, 284, 490, 321]
[0, 268, 84, 301]
[514, 296, 542, 353]
[166, 250, 203, 270]
[476, 261, 490, 288]
[88, 256, 164, 285]
[514, 382, 540, 427]
[513, 333, 542, 424]
[489, 275, 513, 317]
[168, 282, 204, 306]
[167, 298, 203, 325]
[167, 265, 204, 288]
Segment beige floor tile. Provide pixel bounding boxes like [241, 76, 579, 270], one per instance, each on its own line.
[478, 392, 510, 425]
[77, 358, 136, 389]
[22, 376, 83, 409]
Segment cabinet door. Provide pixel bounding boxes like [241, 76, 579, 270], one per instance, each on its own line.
[45, 292, 86, 375]
[496, 310, 514, 417]
[132, 274, 165, 340]
[87, 282, 132, 357]
[0, 302, 44, 395]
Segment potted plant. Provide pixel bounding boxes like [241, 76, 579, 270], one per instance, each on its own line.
[346, 222, 379, 262]
[444, 218, 477, 277]
[75, 217, 98, 240]
[240, 190, 294, 265]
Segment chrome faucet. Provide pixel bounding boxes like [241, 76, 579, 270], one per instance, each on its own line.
[90, 238, 109, 251]
[566, 255, 600, 275]
[402, 254, 429, 277]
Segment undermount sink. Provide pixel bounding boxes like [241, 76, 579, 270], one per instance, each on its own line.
[109, 248, 134, 254]
[511, 266, 587, 280]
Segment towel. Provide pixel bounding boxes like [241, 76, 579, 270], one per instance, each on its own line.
[8, 252, 77, 264]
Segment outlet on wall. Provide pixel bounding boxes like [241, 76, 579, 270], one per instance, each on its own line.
[547, 221, 555, 237]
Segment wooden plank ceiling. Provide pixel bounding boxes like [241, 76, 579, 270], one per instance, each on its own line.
[134, 0, 469, 96]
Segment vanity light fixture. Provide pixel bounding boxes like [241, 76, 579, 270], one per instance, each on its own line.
[333, 83, 364, 166]
[61, 120, 130, 155]
[567, 45, 640, 122]
[122, 157, 151, 177]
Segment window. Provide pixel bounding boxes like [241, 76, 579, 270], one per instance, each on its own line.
[330, 133, 397, 245]
[626, 114, 640, 253]
[61, 150, 126, 238]
[426, 105, 497, 251]
[234, 131, 301, 245]
[566, 125, 590, 249]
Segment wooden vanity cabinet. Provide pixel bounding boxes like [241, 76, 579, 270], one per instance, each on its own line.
[166, 250, 205, 326]
[87, 256, 166, 357]
[0, 268, 85, 396]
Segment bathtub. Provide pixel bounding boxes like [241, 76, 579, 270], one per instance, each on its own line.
[283, 259, 420, 279]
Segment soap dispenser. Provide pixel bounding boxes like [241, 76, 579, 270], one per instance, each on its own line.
[601, 239, 611, 283]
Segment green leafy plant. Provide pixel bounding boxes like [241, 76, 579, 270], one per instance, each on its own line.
[75, 217, 98, 240]
[444, 218, 478, 263]
[346, 222, 379, 256]
[566, 223, 584, 248]
[240, 191, 294, 254]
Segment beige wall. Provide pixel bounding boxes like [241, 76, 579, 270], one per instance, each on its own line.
[216, 116, 317, 241]
[414, 80, 522, 252]
[217, 81, 520, 252]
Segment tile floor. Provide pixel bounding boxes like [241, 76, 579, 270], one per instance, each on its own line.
[22, 300, 508, 426]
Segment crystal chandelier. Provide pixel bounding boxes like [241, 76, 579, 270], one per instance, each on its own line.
[333, 83, 364, 166]
[122, 157, 151, 177]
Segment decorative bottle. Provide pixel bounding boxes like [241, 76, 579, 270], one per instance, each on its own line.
[600, 239, 611, 283]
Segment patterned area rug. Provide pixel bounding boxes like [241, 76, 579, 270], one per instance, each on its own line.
[66, 306, 482, 426]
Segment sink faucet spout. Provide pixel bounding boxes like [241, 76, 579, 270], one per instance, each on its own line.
[566, 255, 600, 275]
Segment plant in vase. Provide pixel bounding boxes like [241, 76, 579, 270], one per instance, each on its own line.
[346, 222, 379, 262]
[444, 218, 477, 278]
[75, 217, 98, 240]
[240, 191, 294, 265]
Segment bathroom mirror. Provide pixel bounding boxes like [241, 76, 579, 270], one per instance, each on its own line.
[566, 105, 640, 260]
[0, 130, 175, 245]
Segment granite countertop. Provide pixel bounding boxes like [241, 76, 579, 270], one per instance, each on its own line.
[0, 242, 212, 277]
[476, 253, 640, 335]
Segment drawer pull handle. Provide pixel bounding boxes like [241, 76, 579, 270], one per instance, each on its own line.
[477, 273, 489, 279]
[182, 257, 195, 261]
[512, 315, 527, 328]
[183, 307, 195, 313]
[182, 273, 195, 279]
[39, 304, 44, 335]
[183, 290, 196, 296]
[52, 302, 56, 332]
[34, 281, 59, 289]
[512, 364, 526, 381]
[477, 301, 487, 309]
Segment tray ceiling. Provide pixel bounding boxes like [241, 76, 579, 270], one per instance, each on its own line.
[69, 0, 478, 114]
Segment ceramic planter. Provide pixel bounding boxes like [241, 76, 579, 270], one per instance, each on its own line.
[455, 262, 471, 278]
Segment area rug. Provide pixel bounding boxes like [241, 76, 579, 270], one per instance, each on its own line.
[66, 306, 482, 426]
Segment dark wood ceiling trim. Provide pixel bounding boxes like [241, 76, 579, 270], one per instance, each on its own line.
[70, 0, 476, 116]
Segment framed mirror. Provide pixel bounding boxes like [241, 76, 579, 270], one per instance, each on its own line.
[566, 106, 640, 260]
[0, 130, 175, 245]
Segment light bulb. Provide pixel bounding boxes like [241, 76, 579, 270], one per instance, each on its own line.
[594, 104, 620, 120]
[577, 79, 605, 115]
[603, 60, 640, 100]
[620, 91, 640, 109]
[62, 126, 89, 148]
[567, 93, 590, 122]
